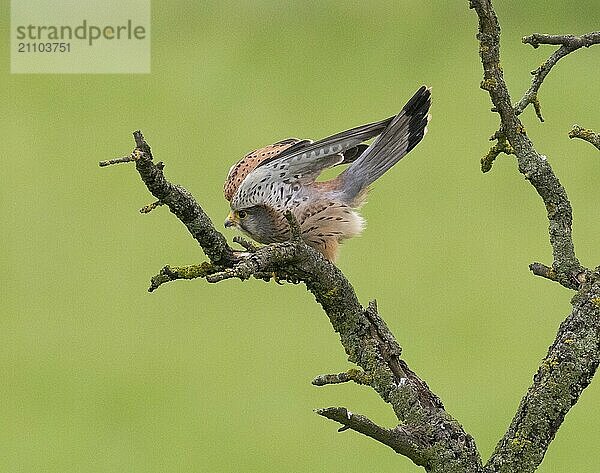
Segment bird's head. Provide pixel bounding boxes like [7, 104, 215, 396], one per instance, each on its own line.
[224, 205, 280, 244]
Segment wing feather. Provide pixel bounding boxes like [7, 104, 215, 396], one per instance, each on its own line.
[231, 115, 394, 209]
[224, 139, 302, 201]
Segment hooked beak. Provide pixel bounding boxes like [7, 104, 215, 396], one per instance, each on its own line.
[224, 211, 238, 228]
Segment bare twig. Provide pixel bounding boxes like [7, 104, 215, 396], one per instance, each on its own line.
[98, 154, 137, 167]
[316, 407, 428, 459]
[481, 132, 514, 172]
[148, 263, 218, 292]
[140, 200, 164, 214]
[523, 32, 600, 49]
[569, 125, 600, 151]
[528, 262, 557, 282]
[316, 405, 480, 471]
[312, 369, 372, 386]
[514, 32, 600, 120]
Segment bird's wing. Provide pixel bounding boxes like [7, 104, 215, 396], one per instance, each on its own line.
[256, 115, 394, 175]
[223, 139, 306, 201]
[231, 116, 394, 209]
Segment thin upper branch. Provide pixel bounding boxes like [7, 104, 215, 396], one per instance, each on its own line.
[514, 32, 600, 120]
[523, 32, 600, 48]
[469, 0, 585, 290]
[131, 131, 237, 267]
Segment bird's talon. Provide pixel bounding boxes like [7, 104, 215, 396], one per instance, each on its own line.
[233, 236, 259, 252]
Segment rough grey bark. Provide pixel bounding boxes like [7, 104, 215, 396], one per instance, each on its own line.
[470, 1, 600, 472]
[100, 2, 600, 471]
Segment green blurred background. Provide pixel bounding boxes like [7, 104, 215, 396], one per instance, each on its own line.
[2, 1, 599, 471]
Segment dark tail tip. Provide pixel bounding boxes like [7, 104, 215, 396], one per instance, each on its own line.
[402, 86, 431, 153]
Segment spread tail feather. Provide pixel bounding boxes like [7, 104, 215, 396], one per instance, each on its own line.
[339, 86, 431, 204]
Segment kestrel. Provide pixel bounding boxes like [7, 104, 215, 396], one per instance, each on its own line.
[224, 86, 431, 262]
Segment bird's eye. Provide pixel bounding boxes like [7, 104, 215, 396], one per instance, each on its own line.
[238, 210, 247, 219]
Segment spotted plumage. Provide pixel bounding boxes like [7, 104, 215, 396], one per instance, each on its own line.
[223, 139, 304, 201]
[224, 86, 431, 261]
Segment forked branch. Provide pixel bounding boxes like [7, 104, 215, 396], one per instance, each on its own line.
[514, 31, 600, 121]
[470, 1, 600, 472]
[470, 0, 589, 289]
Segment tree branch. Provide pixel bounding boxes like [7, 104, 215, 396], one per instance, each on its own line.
[148, 263, 219, 292]
[528, 262, 558, 282]
[103, 8, 599, 469]
[481, 131, 514, 173]
[523, 32, 600, 48]
[469, 0, 587, 290]
[131, 131, 237, 267]
[515, 32, 600, 121]
[316, 407, 432, 463]
[469, 1, 600, 471]
[102, 131, 483, 472]
[486, 268, 600, 473]
[312, 368, 372, 386]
